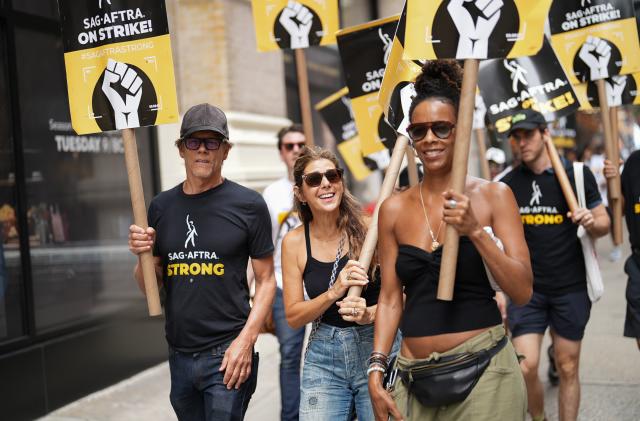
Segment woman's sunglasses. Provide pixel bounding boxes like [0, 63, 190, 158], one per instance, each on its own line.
[282, 142, 306, 151]
[301, 168, 344, 187]
[406, 121, 455, 142]
[183, 137, 225, 151]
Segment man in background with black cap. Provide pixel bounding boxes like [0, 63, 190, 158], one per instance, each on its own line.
[128, 103, 276, 420]
[500, 109, 610, 421]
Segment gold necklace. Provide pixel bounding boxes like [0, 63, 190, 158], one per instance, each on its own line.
[419, 183, 444, 251]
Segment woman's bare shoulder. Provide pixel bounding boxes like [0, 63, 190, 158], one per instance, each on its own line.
[283, 224, 305, 248]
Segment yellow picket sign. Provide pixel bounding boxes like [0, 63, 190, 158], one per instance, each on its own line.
[59, 0, 179, 135]
[64, 36, 179, 135]
[336, 16, 400, 156]
[315, 87, 373, 181]
[404, 0, 551, 60]
[574, 72, 640, 110]
[251, 0, 339, 52]
[378, 9, 421, 136]
[549, 1, 640, 84]
[337, 136, 373, 181]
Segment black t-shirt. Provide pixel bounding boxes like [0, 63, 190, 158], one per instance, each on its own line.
[148, 180, 274, 352]
[502, 162, 602, 295]
[622, 150, 640, 251]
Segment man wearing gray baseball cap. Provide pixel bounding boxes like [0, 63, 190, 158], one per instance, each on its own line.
[128, 103, 276, 421]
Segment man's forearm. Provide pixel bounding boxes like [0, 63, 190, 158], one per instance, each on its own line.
[588, 215, 611, 238]
[240, 274, 276, 342]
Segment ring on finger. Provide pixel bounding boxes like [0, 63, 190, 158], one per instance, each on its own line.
[351, 307, 357, 316]
[448, 199, 457, 209]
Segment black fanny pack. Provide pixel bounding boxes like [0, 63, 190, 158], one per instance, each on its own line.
[396, 335, 508, 408]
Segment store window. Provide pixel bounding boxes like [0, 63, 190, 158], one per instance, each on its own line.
[0, 31, 25, 342]
[11, 0, 59, 20]
[14, 27, 155, 331]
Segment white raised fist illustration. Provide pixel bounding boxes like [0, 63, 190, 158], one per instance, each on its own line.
[279, 1, 313, 49]
[99, 0, 112, 8]
[448, 0, 503, 59]
[605, 75, 627, 107]
[102, 59, 142, 129]
[579, 36, 611, 80]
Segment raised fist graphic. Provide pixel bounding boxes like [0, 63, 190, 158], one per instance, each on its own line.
[448, 0, 503, 59]
[279, 1, 313, 49]
[102, 59, 142, 129]
[579, 36, 611, 80]
[605, 75, 627, 107]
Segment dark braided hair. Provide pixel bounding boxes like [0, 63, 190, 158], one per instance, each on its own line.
[409, 60, 463, 121]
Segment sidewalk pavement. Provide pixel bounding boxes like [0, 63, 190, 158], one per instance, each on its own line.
[42, 237, 639, 421]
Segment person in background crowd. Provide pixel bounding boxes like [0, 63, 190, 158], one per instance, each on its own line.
[394, 163, 424, 194]
[604, 152, 640, 351]
[486, 147, 506, 181]
[370, 60, 532, 421]
[501, 109, 610, 421]
[282, 147, 395, 421]
[128, 104, 276, 421]
[588, 143, 622, 262]
[261, 124, 306, 421]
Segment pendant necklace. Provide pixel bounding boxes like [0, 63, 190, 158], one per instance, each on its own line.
[419, 183, 444, 251]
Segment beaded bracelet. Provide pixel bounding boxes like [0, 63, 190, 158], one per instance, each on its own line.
[366, 364, 386, 376]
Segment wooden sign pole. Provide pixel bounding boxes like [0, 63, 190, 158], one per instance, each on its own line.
[406, 144, 419, 186]
[545, 136, 579, 213]
[295, 49, 315, 146]
[347, 136, 410, 297]
[475, 128, 491, 180]
[609, 105, 623, 245]
[122, 128, 162, 316]
[596, 80, 621, 199]
[437, 59, 479, 301]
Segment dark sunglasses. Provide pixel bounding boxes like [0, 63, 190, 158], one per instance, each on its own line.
[183, 137, 225, 151]
[282, 142, 306, 151]
[406, 121, 455, 142]
[301, 168, 344, 187]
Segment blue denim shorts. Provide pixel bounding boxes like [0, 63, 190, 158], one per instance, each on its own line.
[300, 323, 400, 421]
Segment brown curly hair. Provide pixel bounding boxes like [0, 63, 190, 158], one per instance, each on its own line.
[293, 146, 368, 260]
[409, 60, 463, 121]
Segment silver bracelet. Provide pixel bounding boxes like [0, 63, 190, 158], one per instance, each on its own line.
[367, 365, 386, 376]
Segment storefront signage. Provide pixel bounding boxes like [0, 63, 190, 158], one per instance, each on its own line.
[549, 0, 640, 83]
[58, 0, 179, 135]
[478, 37, 580, 137]
[337, 16, 399, 155]
[403, 0, 551, 60]
[251, 0, 339, 51]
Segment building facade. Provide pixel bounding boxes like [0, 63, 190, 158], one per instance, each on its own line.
[0, 0, 399, 419]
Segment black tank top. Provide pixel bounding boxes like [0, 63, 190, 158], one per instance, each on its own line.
[396, 236, 501, 337]
[303, 223, 380, 327]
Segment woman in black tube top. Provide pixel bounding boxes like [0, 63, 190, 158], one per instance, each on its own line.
[368, 60, 533, 421]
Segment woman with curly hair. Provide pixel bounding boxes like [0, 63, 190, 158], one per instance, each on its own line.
[282, 146, 394, 421]
[368, 60, 533, 421]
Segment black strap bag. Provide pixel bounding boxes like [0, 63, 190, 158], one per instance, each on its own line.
[396, 336, 507, 408]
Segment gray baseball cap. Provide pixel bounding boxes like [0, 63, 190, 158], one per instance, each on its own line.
[180, 103, 229, 140]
